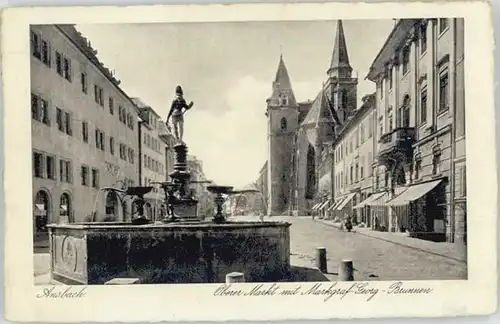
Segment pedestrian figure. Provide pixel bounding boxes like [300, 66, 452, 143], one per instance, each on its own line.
[344, 213, 353, 232]
[166, 85, 194, 144]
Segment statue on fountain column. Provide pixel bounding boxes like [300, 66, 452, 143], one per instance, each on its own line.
[166, 85, 194, 144]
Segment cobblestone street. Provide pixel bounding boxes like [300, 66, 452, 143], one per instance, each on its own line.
[272, 216, 467, 281]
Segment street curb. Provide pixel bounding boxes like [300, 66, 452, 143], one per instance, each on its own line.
[314, 219, 467, 264]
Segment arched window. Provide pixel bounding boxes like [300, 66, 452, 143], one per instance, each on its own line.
[59, 193, 72, 223]
[144, 203, 153, 219]
[341, 90, 349, 109]
[34, 190, 50, 232]
[280, 117, 287, 131]
[105, 191, 119, 220]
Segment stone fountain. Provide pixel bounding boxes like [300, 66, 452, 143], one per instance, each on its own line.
[47, 100, 291, 285]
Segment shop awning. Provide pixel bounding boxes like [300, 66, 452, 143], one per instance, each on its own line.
[311, 203, 322, 211]
[387, 180, 443, 207]
[336, 192, 356, 210]
[318, 200, 331, 211]
[327, 198, 343, 211]
[352, 192, 386, 209]
[367, 187, 407, 206]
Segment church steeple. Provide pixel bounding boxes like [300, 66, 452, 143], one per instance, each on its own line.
[327, 20, 353, 79]
[269, 54, 297, 107]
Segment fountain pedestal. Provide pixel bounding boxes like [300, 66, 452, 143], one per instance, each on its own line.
[167, 143, 198, 220]
[47, 221, 291, 284]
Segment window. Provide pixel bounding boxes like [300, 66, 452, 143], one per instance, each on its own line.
[127, 113, 135, 130]
[55, 52, 63, 76]
[81, 165, 89, 186]
[341, 90, 348, 110]
[119, 106, 126, 123]
[128, 148, 134, 164]
[80, 73, 88, 93]
[402, 97, 410, 128]
[432, 152, 441, 175]
[460, 166, 467, 197]
[33, 152, 44, 178]
[91, 168, 99, 188]
[59, 159, 72, 183]
[389, 115, 393, 132]
[355, 163, 359, 182]
[41, 40, 51, 66]
[63, 57, 72, 81]
[120, 144, 127, 160]
[31, 94, 50, 125]
[389, 67, 393, 89]
[110, 137, 115, 155]
[439, 69, 449, 113]
[380, 81, 384, 99]
[94, 85, 104, 106]
[46, 155, 55, 180]
[439, 18, 448, 34]
[379, 121, 383, 137]
[109, 97, 114, 115]
[95, 129, 104, 150]
[95, 129, 100, 149]
[360, 158, 364, 179]
[402, 46, 410, 75]
[31, 31, 41, 59]
[56, 108, 63, 132]
[82, 121, 89, 143]
[414, 158, 422, 180]
[420, 23, 427, 54]
[64, 112, 72, 135]
[420, 88, 428, 124]
[280, 117, 287, 131]
[350, 165, 353, 183]
[100, 132, 105, 151]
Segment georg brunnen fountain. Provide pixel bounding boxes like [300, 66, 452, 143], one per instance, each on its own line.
[47, 90, 291, 285]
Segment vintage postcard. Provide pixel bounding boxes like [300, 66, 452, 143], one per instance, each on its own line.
[1, 1, 497, 322]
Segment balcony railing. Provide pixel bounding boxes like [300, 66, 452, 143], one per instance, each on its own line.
[378, 127, 416, 162]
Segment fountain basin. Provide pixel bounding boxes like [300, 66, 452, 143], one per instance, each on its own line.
[47, 220, 291, 284]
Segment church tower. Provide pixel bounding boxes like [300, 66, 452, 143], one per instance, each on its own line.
[324, 20, 358, 130]
[266, 55, 299, 215]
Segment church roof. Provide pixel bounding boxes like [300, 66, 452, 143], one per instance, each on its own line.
[269, 55, 297, 106]
[328, 20, 352, 75]
[301, 89, 339, 128]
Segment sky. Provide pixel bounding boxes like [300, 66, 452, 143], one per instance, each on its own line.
[76, 19, 394, 188]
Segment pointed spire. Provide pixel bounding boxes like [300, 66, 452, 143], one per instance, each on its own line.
[269, 54, 297, 106]
[327, 20, 353, 78]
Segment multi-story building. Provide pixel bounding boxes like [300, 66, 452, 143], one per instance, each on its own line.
[133, 98, 168, 221]
[31, 24, 139, 245]
[329, 94, 376, 223]
[363, 18, 465, 243]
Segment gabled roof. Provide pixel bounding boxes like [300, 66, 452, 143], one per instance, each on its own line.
[301, 89, 339, 127]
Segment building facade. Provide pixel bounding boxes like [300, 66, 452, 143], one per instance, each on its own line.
[329, 94, 376, 223]
[259, 18, 466, 245]
[31, 24, 140, 242]
[365, 18, 465, 243]
[133, 98, 169, 221]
